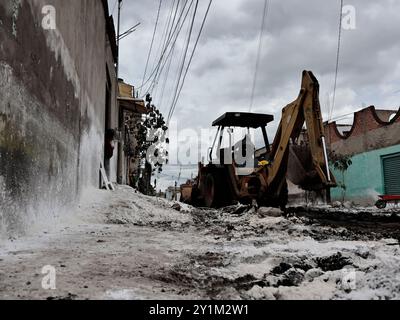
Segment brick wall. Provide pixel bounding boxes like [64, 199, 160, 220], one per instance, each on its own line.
[325, 106, 400, 156]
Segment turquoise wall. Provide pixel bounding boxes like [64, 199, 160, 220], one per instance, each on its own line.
[330, 144, 400, 204]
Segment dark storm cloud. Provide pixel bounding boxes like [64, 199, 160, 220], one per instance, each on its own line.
[109, 0, 400, 149]
[105, 0, 400, 187]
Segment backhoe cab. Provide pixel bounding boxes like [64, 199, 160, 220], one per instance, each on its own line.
[181, 70, 336, 209]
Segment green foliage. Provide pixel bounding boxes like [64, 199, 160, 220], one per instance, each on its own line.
[134, 101, 168, 174]
[329, 151, 353, 172]
[133, 96, 168, 195]
[329, 151, 353, 203]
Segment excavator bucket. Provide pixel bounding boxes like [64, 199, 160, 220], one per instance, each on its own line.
[287, 144, 335, 191]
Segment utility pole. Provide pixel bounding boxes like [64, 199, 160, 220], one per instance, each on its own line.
[116, 0, 123, 184]
[115, 0, 140, 184]
[116, 0, 122, 79]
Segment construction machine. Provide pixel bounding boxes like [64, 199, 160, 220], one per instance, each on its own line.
[181, 70, 336, 209]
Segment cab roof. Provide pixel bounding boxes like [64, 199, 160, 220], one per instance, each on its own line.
[212, 112, 274, 128]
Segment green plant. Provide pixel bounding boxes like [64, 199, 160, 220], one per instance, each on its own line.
[134, 95, 168, 195]
[329, 151, 352, 203]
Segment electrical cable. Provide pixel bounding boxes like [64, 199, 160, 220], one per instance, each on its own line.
[111, 0, 118, 15]
[143, 0, 192, 96]
[145, 0, 179, 97]
[167, 0, 213, 123]
[138, 0, 195, 95]
[167, 0, 199, 121]
[249, 0, 270, 112]
[140, 0, 163, 92]
[330, 0, 344, 120]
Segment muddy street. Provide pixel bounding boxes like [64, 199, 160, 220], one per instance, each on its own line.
[1, 186, 400, 300]
[287, 206, 400, 242]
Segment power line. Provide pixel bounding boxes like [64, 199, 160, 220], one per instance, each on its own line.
[329, 0, 344, 120]
[118, 22, 141, 41]
[138, 0, 195, 95]
[167, 0, 213, 123]
[167, 0, 201, 121]
[137, 0, 192, 93]
[151, 0, 178, 98]
[148, 0, 193, 96]
[140, 0, 163, 91]
[329, 109, 359, 122]
[155, 17, 186, 108]
[158, 45, 175, 111]
[140, 0, 188, 94]
[151, 0, 178, 84]
[151, 2, 186, 100]
[249, 0, 270, 112]
[167, 0, 199, 122]
[145, 0, 179, 97]
[111, 0, 118, 15]
[165, 11, 194, 99]
[167, 0, 212, 122]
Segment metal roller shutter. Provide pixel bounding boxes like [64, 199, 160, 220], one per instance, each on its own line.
[382, 153, 400, 195]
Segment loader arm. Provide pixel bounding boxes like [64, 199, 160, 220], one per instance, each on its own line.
[267, 70, 336, 190]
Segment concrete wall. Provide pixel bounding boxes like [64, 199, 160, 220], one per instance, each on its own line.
[104, 29, 118, 183]
[325, 106, 400, 205]
[0, 0, 117, 236]
[330, 145, 400, 205]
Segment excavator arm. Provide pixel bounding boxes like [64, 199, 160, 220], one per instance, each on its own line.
[266, 70, 336, 194]
[182, 70, 336, 209]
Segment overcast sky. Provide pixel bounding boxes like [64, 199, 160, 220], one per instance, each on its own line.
[108, 0, 400, 187]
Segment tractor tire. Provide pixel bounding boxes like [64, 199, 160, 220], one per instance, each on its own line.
[204, 172, 224, 208]
[279, 180, 289, 212]
[203, 171, 231, 208]
[189, 185, 201, 206]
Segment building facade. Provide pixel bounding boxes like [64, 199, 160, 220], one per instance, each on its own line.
[0, 0, 119, 236]
[117, 80, 147, 187]
[325, 106, 400, 205]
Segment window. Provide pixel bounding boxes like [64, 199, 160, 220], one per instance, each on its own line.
[382, 152, 400, 195]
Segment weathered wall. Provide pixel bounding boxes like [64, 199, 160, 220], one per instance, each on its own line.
[0, 0, 117, 236]
[105, 35, 118, 183]
[325, 106, 400, 205]
[325, 106, 400, 155]
[330, 145, 400, 205]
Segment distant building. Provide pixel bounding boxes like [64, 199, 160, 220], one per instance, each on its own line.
[165, 186, 181, 201]
[325, 106, 400, 205]
[117, 80, 147, 186]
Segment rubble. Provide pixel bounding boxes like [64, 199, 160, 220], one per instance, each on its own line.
[304, 268, 325, 282]
[315, 253, 353, 272]
[222, 204, 252, 215]
[171, 203, 182, 212]
[258, 207, 282, 218]
[278, 268, 305, 287]
[1, 185, 400, 300]
[245, 285, 277, 300]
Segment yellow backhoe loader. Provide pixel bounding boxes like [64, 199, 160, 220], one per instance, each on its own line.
[181, 70, 336, 209]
